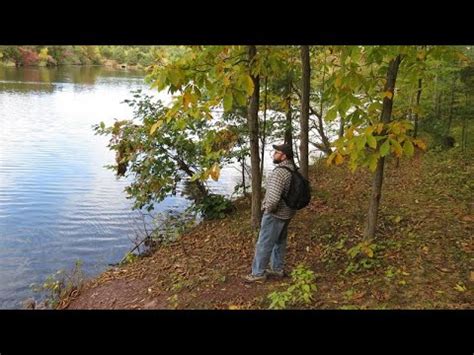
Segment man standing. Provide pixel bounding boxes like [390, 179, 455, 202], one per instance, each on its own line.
[245, 143, 297, 283]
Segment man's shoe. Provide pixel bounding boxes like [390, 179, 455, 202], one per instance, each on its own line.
[265, 268, 285, 278]
[243, 273, 267, 283]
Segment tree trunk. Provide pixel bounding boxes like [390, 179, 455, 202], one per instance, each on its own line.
[260, 76, 268, 177]
[299, 45, 310, 179]
[446, 77, 456, 135]
[316, 50, 332, 155]
[413, 78, 422, 138]
[339, 117, 344, 138]
[364, 55, 402, 241]
[247, 45, 262, 230]
[176, 157, 208, 199]
[242, 156, 246, 195]
[284, 81, 293, 148]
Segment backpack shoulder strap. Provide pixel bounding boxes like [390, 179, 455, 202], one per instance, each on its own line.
[275, 166, 295, 173]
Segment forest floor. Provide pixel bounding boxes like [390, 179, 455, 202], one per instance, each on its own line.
[60, 144, 473, 310]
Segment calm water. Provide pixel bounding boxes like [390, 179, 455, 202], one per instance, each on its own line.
[0, 66, 266, 308]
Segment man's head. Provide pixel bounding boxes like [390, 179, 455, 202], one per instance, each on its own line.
[272, 143, 293, 164]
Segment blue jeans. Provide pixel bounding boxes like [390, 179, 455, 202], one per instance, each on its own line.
[251, 213, 290, 276]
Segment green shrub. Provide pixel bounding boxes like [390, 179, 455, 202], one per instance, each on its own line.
[268, 264, 317, 309]
[192, 194, 235, 220]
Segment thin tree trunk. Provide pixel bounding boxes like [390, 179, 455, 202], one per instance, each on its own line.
[260, 76, 268, 177]
[284, 80, 293, 148]
[299, 45, 310, 179]
[413, 78, 422, 138]
[339, 117, 344, 138]
[293, 140, 300, 166]
[317, 51, 332, 155]
[446, 77, 456, 135]
[242, 156, 246, 195]
[176, 157, 208, 199]
[247, 45, 262, 230]
[364, 55, 402, 241]
[293, 80, 332, 155]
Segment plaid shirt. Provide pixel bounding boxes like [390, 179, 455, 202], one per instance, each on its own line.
[262, 159, 297, 220]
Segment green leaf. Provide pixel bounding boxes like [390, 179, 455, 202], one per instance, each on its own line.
[379, 139, 390, 157]
[390, 139, 403, 158]
[356, 135, 367, 150]
[175, 118, 186, 131]
[168, 69, 181, 87]
[368, 102, 382, 114]
[366, 134, 377, 149]
[223, 90, 233, 112]
[338, 96, 351, 117]
[242, 74, 255, 96]
[368, 154, 378, 172]
[234, 91, 247, 106]
[403, 140, 414, 157]
[325, 107, 338, 121]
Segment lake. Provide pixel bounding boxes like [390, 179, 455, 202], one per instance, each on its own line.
[0, 65, 279, 308]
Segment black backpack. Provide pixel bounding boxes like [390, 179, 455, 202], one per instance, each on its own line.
[276, 166, 311, 210]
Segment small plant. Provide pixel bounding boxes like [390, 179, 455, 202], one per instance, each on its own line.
[167, 294, 179, 309]
[31, 260, 85, 309]
[268, 265, 317, 309]
[345, 240, 379, 274]
[191, 193, 235, 220]
[121, 252, 138, 265]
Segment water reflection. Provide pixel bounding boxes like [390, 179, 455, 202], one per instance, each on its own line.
[0, 66, 156, 308]
[0, 65, 145, 88]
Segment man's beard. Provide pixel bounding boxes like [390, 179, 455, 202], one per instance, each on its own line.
[273, 158, 282, 164]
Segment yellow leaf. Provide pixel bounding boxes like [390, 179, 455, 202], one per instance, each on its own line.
[209, 163, 221, 181]
[376, 123, 384, 134]
[223, 75, 231, 87]
[366, 248, 374, 258]
[228, 305, 240, 310]
[243, 74, 255, 96]
[183, 92, 193, 109]
[454, 283, 466, 292]
[335, 76, 342, 88]
[150, 120, 163, 135]
[384, 91, 393, 100]
[413, 138, 427, 151]
[326, 152, 337, 166]
[390, 122, 401, 135]
[365, 126, 374, 136]
[335, 153, 344, 165]
[391, 139, 403, 158]
[346, 126, 355, 139]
